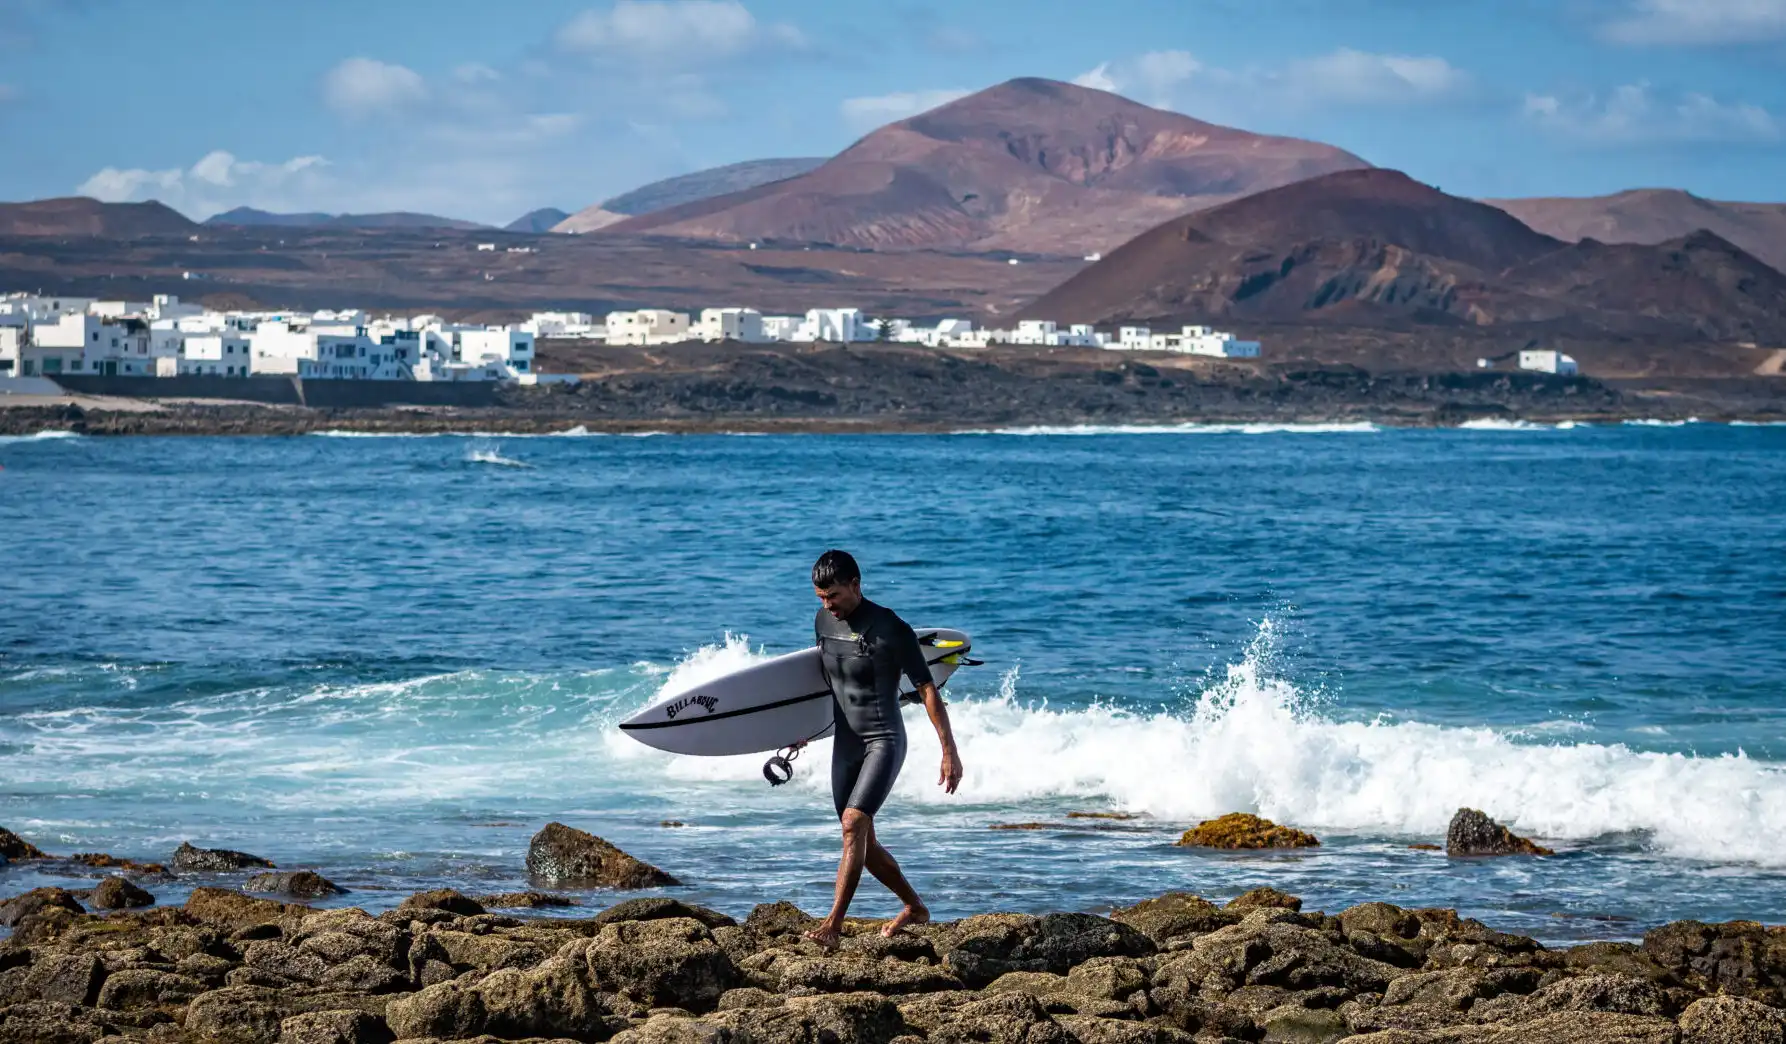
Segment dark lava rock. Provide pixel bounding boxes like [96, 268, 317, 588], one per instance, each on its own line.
[1445, 808, 1555, 856]
[395, 888, 486, 916]
[0, 826, 49, 860]
[476, 890, 580, 909]
[89, 876, 155, 910]
[592, 897, 738, 929]
[68, 852, 167, 874]
[174, 840, 277, 871]
[1226, 887, 1304, 913]
[245, 870, 344, 898]
[1109, 892, 1238, 947]
[1176, 813, 1320, 849]
[183, 885, 308, 928]
[0, 887, 85, 927]
[526, 821, 679, 888]
[278, 1008, 390, 1044]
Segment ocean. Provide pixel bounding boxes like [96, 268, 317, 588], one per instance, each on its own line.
[2, 422, 1783, 942]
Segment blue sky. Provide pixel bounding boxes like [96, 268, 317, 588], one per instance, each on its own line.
[2, 0, 1784, 224]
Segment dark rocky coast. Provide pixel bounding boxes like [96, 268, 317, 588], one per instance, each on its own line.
[4, 817, 1785, 1044]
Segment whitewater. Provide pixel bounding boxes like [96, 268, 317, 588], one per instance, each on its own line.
[2, 424, 1784, 937]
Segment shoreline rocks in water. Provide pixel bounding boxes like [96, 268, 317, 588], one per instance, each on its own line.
[244, 871, 344, 899]
[1446, 808, 1556, 857]
[0, 829, 47, 862]
[1176, 813, 1322, 850]
[172, 842, 277, 872]
[1, 885, 1784, 1044]
[87, 878, 154, 911]
[525, 822, 680, 889]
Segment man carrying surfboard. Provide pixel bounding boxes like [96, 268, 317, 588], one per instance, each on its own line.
[802, 549, 962, 946]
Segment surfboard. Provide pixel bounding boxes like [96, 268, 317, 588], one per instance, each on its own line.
[618, 628, 972, 756]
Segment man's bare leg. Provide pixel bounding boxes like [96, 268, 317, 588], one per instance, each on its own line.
[805, 808, 872, 949]
[861, 819, 928, 936]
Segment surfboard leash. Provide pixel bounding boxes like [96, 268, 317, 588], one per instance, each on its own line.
[763, 723, 833, 786]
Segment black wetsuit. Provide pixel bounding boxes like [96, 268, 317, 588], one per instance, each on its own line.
[815, 599, 933, 819]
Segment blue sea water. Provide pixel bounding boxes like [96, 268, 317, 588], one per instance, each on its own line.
[1, 422, 1784, 943]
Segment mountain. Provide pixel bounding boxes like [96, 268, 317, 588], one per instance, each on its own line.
[204, 207, 487, 230]
[505, 208, 570, 233]
[553, 207, 631, 235]
[0, 197, 199, 238]
[554, 158, 822, 233]
[598, 78, 1370, 253]
[1023, 169, 1786, 343]
[604, 159, 826, 216]
[1486, 189, 1786, 276]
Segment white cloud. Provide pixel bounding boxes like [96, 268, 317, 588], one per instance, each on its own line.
[1286, 49, 1468, 103]
[322, 57, 427, 116]
[452, 62, 502, 85]
[556, 1, 799, 58]
[839, 88, 972, 129]
[1602, 0, 1786, 45]
[77, 151, 333, 217]
[1072, 47, 1464, 115]
[1523, 83, 1781, 144]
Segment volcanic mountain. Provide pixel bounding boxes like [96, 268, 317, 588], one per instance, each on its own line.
[206, 208, 487, 231]
[1486, 189, 1786, 275]
[599, 78, 1370, 253]
[1023, 169, 1786, 343]
[505, 208, 570, 233]
[0, 197, 198, 238]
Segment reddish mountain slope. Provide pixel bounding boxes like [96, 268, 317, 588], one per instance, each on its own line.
[1024, 169, 1786, 342]
[0, 197, 198, 238]
[604, 78, 1370, 253]
[1487, 189, 1786, 275]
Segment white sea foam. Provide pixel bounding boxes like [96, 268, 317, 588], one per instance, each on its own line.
[1456, 419, 1587, 431]
[310, 426, 618, 439]
[625, 622, 1786, 867]
[1624, 418, 1699, 427]
[957, 422, 1381, 436]
[0, 430, 80, 443]
[465, 445, 532, 468]
[11, 624, 1786, 867]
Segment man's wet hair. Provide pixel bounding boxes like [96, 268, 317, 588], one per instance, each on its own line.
[812, 549, 861, 588]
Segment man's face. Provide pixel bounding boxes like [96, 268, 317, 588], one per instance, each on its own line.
[815, 579, 862, 620]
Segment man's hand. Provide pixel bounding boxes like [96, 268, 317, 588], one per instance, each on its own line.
[939, 747, 963, 794]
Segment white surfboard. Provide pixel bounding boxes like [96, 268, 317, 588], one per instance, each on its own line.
[619, 628, 973, 756]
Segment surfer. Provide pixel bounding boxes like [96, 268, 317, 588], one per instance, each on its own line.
[802, 549, 962, 946]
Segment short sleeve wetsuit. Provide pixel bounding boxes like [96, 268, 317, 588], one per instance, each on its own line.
[815, 599, 934, 819]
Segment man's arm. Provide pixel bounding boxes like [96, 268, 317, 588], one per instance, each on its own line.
[920, 682, 963, 794]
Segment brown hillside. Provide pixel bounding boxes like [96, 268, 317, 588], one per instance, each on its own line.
[1487, 189, 1786, 275]
[604, 78, 1369, 253]
[0, 197, 198, 238]
[1023, 169, 1786, 343]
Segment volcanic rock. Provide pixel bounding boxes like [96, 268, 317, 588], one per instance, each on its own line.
[277, 1008, 388, 1044]
[0, 827, 48, 860]
[246, 871, 345, 899]
[183, 886, 308, 928]
[174, 840, 277, 871]
[591, 897, 737, 930]
[476, 890, 579, 909]
[583, 916, 740, 1011]
[525, 821, 679, 888]
[1227, 887, 1305, 913]
[394, 888, 486, 917]
[1109, 892, 1239, 946]
[0, 887, 85, 927]
[68, 852, 167, 874]
[89, 876, 155, 910]
[1445, 809, 1555, 857]
[1676, 994, 1786, 1043]
[0, 197, 199, 237]
[20, 953, 105, 1006]
[1488, 188, 1786, 276]
[1178, 813, 1321, 849]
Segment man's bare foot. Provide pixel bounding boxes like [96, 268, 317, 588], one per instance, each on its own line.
[882, 902, 930, 937]
[804, 920, 843, 949]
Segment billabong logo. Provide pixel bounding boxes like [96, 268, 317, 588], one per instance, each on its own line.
[665, 694, 719, 720]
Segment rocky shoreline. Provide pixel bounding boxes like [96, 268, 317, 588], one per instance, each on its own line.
[4, 818, 1785, 1043]
[4, 351, 1783, 436]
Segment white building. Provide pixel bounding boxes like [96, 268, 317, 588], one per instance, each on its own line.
[1116, 326, 1152, 350]
[760, 316, 801, 341]
[606, 310, 692, 346]
[0, 326, 23, 376]
[454, 327, 535, 375]
[697, 307, 766, 344]
[526, 312, 601, 339]
[1140, 325, 1262, 358]
[0, 294, 96, 322]
[181, 333, 255, 376]
[796, 308, 866, 344]
[1519, 350, 1578, 375]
